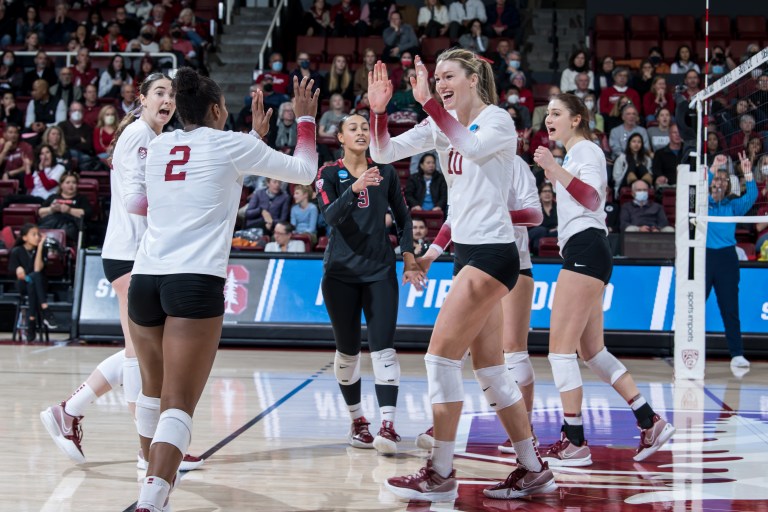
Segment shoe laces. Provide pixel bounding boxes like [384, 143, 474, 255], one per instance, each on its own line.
[544, 438, 565, 455]
[401, 465, 432, 484]
[69, 416, 84, 447]
[499, 465, 529, 487]
[380, 421, 401, 441]
[353, 418, 371, 435]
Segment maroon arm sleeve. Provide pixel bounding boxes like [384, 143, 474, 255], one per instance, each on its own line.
[566, 177, 601, 212]
[510, 207, 544, 227]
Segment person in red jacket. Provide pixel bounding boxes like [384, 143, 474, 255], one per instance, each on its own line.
[642, 75, 675, 123]
[599, 66, 640, 115]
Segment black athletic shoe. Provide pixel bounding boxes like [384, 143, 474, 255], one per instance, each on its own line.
[27, 318, 37, 342]
[42, 309, 58, 329]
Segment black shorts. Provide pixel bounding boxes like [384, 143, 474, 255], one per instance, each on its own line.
[519, 268, 533, 279]
[128, 273, 226, 327]
[453, 241, 519, 291]
[562, 228, 613, 284]
[102, 258, 134, 283]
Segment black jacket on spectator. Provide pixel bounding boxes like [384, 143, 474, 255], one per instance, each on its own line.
[50, 82, 83, 108]
[22, 67, 59, 96]
[31, 97, 61, 125]
[8, 244, 46, 276]
[39, 193, 92, 242]
[45, 16, 78, 45]
[652, 143, 694, 186]
[59, 120, 95, 155]
[115, 17, 141, 41]
[0, 106, 23, 126]
[404, 170, 448, 212]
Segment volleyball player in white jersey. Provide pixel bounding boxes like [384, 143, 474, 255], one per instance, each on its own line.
[128, 68, 318, 512]
[369, 49, 555, 502]
[39, 73, 203, 471]
[413, 155, 543, 454]
[533, 93, 674, 467]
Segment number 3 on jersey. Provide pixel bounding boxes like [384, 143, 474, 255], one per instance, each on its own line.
[165, 145, 191, 181]
[357, 188, 369, 208]
[447, 149, 463, 175]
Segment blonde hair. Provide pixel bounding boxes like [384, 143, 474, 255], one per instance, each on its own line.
[436, 47, 498, 105]
[328, 55, 351, 95]
[96, 104, 118, 129]
[42, 125, 67, 156]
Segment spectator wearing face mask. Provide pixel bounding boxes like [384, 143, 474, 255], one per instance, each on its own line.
[620, 180, 672, 233]
[93, 105, 118, 158]
[502, 86, 531, 129]
[58, 101, 96, 169]
[389, 52, 415, 97]
[256, 52, 290, 95]
[582, 92, 604, 133]
[287, 51, 324, 97]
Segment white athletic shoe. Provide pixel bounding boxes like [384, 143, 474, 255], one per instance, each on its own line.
[137, 451, 205, 471]
[40, 402, 86, 464]
[730, 356, 750, 368]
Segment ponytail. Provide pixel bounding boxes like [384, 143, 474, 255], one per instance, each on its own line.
[436, 47, 498, 106]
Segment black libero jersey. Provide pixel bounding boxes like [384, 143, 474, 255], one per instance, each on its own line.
[317, 158, 414, 282]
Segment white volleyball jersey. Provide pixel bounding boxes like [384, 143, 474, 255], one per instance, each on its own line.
[101, 118, 155, 261]
[506, 156, 540, 270]
[371, 103, 517, 245]
[556, 140, 608, 250]
[132, 125, 317, 278]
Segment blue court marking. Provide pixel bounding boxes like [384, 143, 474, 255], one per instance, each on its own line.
[123, 361, 333, 512]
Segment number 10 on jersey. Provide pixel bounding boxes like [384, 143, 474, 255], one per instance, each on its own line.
[447, 149, 463, 175]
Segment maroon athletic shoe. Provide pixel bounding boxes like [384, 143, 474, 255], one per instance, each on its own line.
[348, 416, 375, 448]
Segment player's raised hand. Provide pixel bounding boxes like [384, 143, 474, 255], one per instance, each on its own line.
[292, 76, 320, 119]
[368, 61, 393, 114]
[251, 89, 273, 138]
[410, 56, 431, 105]
[351, 167, 382, 194]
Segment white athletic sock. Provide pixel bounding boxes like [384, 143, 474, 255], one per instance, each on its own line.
[380, 406, 395, 424]
[347, 403, 364, 421]
[564, 413, 583, 426]
[513, 437, 543, 472]
[65, 383, 97, 417]
[137, 475, 171, 512]
[431, 439, 455, 478]
[629, 394, 647, 411]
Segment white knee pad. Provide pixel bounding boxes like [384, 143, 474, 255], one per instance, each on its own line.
[136, 392, 161, 438]
[371, 348, 400, 386]
[96, 349, 125, 390]
[334, 351, 361, 385]
[548, 353, 583, 393]
[123, 356, 141, 404]
[584, 347, 628, 385]
[424, 353, 464, 404]
[504, 351, 535, 387]
[151, 408, 192, 456]
[474, 365, 523, 411]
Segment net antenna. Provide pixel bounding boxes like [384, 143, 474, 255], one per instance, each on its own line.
[674, 46, 768, 380]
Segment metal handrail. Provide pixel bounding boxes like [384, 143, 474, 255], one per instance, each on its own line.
[12, 51, 178, 70]
[257, 0, 288, 70]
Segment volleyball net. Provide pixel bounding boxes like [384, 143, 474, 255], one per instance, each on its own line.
[673, 47, 768, 379]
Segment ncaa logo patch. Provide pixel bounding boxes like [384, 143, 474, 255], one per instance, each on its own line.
[138, 147, 147, 159]
[338, 170, 349, 179]
[682, 349, 699, 370]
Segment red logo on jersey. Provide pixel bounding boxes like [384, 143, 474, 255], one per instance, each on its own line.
[682, 349, 699, 370]
[138, 147, 147, 159]
[224, 265, 249, 316]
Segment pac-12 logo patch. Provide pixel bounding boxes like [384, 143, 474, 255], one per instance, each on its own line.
[315, 178, 324, 193]
[338, 170, 349, 179]
[682, 349, 699, 370]
[138, 147, 147, 159]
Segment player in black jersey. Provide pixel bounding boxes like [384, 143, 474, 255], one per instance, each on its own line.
[317, 113, 424, 455]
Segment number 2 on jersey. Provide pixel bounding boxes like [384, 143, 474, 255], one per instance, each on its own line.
[165, 145, 191, 181]
[357, 188, 369, 208]
[447, 149, 463, 175]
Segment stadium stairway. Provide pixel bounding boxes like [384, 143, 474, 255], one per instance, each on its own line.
[209, 7, 276, 111]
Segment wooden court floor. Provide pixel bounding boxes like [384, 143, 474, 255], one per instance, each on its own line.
[2, 340, 767, 511]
